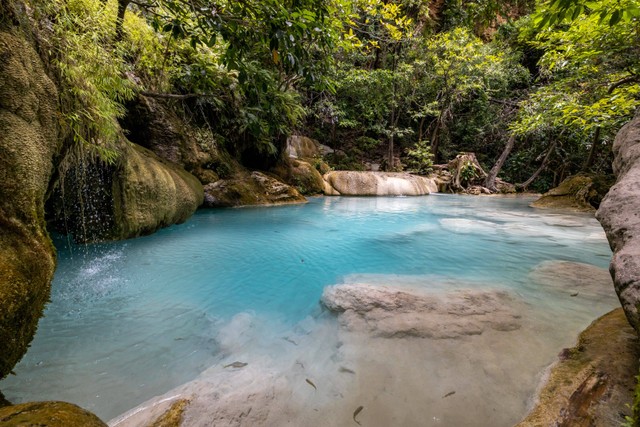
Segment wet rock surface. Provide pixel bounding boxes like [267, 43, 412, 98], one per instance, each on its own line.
[323, 171, 437, 196]
[321, 283, 522, 338]
[532, 174, 612, 212]
[113, 144, 204, 239]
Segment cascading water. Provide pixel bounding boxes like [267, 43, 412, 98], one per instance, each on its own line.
[1, 195, 618, 426]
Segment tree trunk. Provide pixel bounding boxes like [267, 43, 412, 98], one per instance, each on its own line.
[418, 116, 426, 142]
[484, 134, 515, 192]
[582, 127, 601, 171]
[517, 140, 557, 190]
[582, 76, 638, 171]
[448, 153, 487, 191]
[115, 0, 130, 41]
[430, 116, 442, 163]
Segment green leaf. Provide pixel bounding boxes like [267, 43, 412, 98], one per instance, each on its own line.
[609, 9, 622, 25]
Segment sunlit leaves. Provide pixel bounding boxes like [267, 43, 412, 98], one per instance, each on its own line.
[533, 0, 640, 28]
[47, 0, 137, 162]
[514, 3, 639, 142]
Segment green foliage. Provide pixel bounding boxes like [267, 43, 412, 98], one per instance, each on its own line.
[460, 159, 479, 184]
[441, 0, 534, 35]
[623, 372, 640, 427]
[405, 140, 434, 174]
[28, 0, 634, 188]
[511, 3, 639, 178]
[533, 0, 640, 29]
[42, 0, 137, 162]
[514, 9, 639, 137]
[307, 25, 528, 167]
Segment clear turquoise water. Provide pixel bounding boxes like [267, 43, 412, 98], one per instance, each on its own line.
[1, 195, 614, 420]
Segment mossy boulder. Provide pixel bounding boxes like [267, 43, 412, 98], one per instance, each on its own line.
[49, 143, 204, 242]
[0, 30, 59, 379]
[120, 95, 236, 185]
[0, 401, 107, 426]
[113, 144, 204, 239]
[272, 159, 325, 195]
[532, 174, 613, 211]
[203, 171, 306, 207]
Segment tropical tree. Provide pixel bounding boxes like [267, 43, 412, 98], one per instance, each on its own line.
[512, 2, 639, 174]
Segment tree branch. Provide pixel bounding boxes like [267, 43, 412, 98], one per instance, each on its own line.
[139, 91, 216, 100]
[607, 75, 639, 94]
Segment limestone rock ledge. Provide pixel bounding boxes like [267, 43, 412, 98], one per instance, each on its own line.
[596, 115, 640, 333]
[321, 283, 522, 338]
[516, 308, 639, 427]
[323, 171, 437, 196]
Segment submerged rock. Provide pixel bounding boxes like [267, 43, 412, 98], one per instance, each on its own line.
[529, 261, 616, 300]
[203, 171, 306, 207]
[0, 401, 107, 427]
[0, 30, 58, 379]
[516, 308, 639, 427]
[596, 114, 640, 334]
[321, 284, 522, 338]
[323, 171, 437, 196]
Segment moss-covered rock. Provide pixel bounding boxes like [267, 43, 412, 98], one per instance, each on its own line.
[272, 159, 325, 195]
[49, 143, 204, 242]
[203, 171, 306, 207]
[112, 144, 204, 239]
[120, 95, 240, 185]
[532, 174, 613, 211]
[0, 401, 107, 426]
[0, 30, 58, 379]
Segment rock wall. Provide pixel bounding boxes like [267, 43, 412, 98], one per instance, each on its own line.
[596, 114, 640, 333]
[0, 29, 59, 379]
[323, 171, 437, 196]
